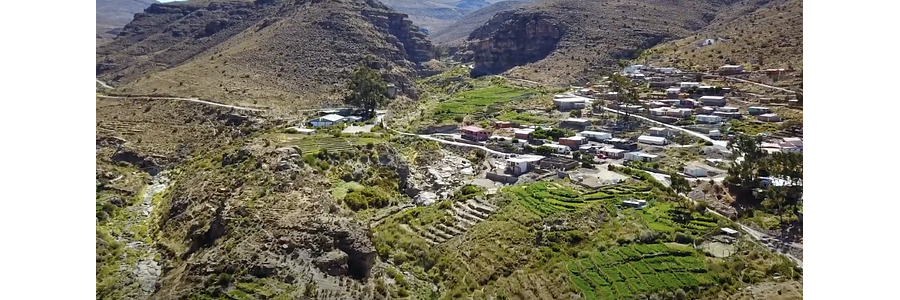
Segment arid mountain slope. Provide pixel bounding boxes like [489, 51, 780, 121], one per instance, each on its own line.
[456, 0, 750, 85]
[379, 0, 491, 34]
[429, 0, 532, 46]
[97, 0, 439, 109]
[639, 0, 802, 72]
[97, 0, 158, 39]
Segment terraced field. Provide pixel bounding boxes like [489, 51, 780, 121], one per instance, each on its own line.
[505, 182, 655, 217]
[640, 202, 720, 235]
[269, 134, 384, 155]
[568, 243, 716, 300]
[409, 197, 499, 245]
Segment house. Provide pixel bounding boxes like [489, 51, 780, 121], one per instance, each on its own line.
[460, 125, 489, 141]
[720, 227, 740, 237]
[553, 96, 587, 111]
[559, 136, 588, 149]
[666, 87, 682, 98]
[666, 108, 692, 118]
[747, 106, 772, 115]
[648, 127, 668, 137]
[684, 166, 708, 177]
[638, 135, 668, 145]
[699, 106, 715, 114]
[712, 111, 743, 120]
[649, 107, 668, 116]
[678, 99, 697, 108]
[539, 156, 580, 170]
[603, 92, 619, 100]
[622, 199, 648, 209]
[657, 67, 679, 74]
[695, 114, 722, 124]
[514, 128, 535, 140]
[699, 96, 727, 106]
[717, 64, 744, 75]
[680, 82, 701, 90]
[757, 113, 782, 122]
[561, 118, 591, 128]
[309, 114, 346, 127]
[709, 130, 721, 138]
[579, 131, 612, 141]
[287, 127, 316, 135]
[625, 152, 658, 162]
[598, 147, 627, 159]
[649, 101, 668, 108]
[609, 138, 638, 151]
[494, 121, 513, 128]
[506, 155, 544, 175]
[344, 116, 363, 123]
[717, 106, 739, 113]
[577, 88, 595, 96]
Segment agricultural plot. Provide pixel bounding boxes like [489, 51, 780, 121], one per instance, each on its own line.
[568, 243, 714, 299]
[506, 182, 654, 217]
[431, 86, 535, 124]
[639, 202, 719, 235]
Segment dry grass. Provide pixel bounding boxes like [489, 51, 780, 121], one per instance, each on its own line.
[640, 0, 802, 73]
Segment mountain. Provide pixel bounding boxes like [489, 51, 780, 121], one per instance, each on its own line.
[455, 0, 767, 85]
[97, 0, 158, 39]
[429, 0, 532, 46]
[379, 0, 492, 34]
[96, 0, 440, 109]
[639, 0, 802, 72]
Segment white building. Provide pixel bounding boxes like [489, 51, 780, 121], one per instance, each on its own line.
[684, 166, 708, 177]
[680, 82, 701, 89]
[638, 135, 668, 145]
[622, 199, 648, 208]
[543, 143, 571, 154]
[579, 131, 612, 141]
[506, 155, 544, 175]
[695, 114, 722, 124]
[309, 114, 346, 127]
[625, 152, 659, 162]
[717, 106, 739, 113]
[598, 147, 626, 159]
[553, 97, 587, 111]
[757, 113, 782, 122]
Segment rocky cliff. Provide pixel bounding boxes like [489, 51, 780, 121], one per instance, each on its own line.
[97, 0, 437, 107]
[456, 0, 743, 85]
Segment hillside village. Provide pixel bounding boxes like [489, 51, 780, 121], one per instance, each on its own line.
[94, 1, 804, 299]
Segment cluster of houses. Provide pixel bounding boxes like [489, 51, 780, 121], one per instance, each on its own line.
[761, 136, 803, 153]
[308, 109, 367, 127]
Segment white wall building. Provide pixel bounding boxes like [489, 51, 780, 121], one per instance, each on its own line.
[695, 114, 723, 124]
[579, 131, 612, 141]
[309, 114, 346, 127]
[625, 152, 659, 162]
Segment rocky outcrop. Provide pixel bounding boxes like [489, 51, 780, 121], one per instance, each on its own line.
[464, 11, 564, 76]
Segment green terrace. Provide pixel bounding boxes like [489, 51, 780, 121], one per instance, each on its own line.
[504, 182, 655, 218]
[567, 243, 715, 300]
[430, 86, 536, 125]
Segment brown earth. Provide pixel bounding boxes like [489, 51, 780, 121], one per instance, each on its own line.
[429, 0, 533, 47]
[97, 0, 158, 39]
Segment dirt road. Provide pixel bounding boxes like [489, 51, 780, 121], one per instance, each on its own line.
[719, 75, 797, 94]
[97, 94, 266, 112]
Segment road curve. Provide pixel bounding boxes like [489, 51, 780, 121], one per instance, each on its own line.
[96, 94, 266, 112]
[96, 79, 114, 89]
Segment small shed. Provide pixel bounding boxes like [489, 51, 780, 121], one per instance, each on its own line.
[696, 114, 722, 124]
[559, 136, 588, 148]
[721, 228, 740, 237]
[514, 128, 535, 140]
[748, 106, 772, 115]
[553, 97, 587, 111]
[506, 155, 544, 175]
[648, 127, 668, 137]
[622, 199, 648, 209]
[625, 152, 659, 162]
[757, 113, 782, 122]
[717, 106, 739, 113]
[680, 82, 701, 89]
[579, 131, 612, 141]
[666, 87, 681, 97]
[562, 118, 591, 128]
[309, 114, 346, 127]
[598, 148, 627, 159]
[699, 96, 727, 107]
[699, 106, 715, 114]
[638, 135, 668, 145]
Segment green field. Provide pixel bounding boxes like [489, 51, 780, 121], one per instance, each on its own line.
[504, 182, 654, 217]
[568, 243, 715, 299]
[496, 110, 556, 125]
[431, 86, 535, 124]
[640, 202, 719, 235]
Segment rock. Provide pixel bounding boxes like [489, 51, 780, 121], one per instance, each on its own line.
[414, 191, 438, 206]
[315, 250, 349, 276]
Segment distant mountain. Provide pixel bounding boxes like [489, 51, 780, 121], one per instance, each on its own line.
[97, 0, 158, 39]
[96, 0, 439, 108]
[429, 0, 531, 46]
[379, 0, 494, 34]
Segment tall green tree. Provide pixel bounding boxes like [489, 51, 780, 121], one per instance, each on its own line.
[607, 73, 639, 127]
[344, 62, 387, 117]
[726, 134, 767, 188]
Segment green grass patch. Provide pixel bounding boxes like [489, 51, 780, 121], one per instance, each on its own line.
[496, 110, 555, 125]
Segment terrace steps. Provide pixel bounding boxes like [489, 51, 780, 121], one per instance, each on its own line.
[408, 224, 444, 245]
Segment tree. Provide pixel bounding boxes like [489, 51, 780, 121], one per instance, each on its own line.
[607, 73, 639, 127]
[344, 62, 387, 118]
[670, 173, 691, 195]
[726, 134, 767, 189]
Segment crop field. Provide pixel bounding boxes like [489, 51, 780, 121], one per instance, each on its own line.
[270, 134, 384, 155]
[567, 243, 715, 299]
[431, 86, 535, 123]
[505, 182, 654, 217]
[639, 202, 719, 235]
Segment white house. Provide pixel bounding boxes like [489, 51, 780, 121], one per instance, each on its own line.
[625, 152, 659, 162]
[717, 106, 739, 113]
[579, 131, 612, 141]
[684, 166, 708, 177]
[699, 106, 715, 114]
[553, 97, 587, 111]
[309, 114, 346, 127]
[680, 82, 701, 89]
[622, 199, 648, 208]
[694, 115, 722, 124]
[709, 129, 721, 138]
[757, 113, 782, 122]
[638, 135, 668, 145]
[648, 127, 668, 137]
[506, 155, 544, 175]
[543, 143, 571, 154]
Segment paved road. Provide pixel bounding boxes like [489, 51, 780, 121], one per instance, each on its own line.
[96, 94, 266, 112]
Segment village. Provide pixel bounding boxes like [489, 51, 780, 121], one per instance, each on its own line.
[287, 63, 803, 197]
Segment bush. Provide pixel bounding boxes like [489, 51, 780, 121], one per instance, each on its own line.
[674, 232, 694, 244]
[344, 187, 390, 211]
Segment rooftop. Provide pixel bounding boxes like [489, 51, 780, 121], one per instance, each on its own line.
[699, 96, 725, 100]
[759, 113, 779, 117]
[628, 151, 659, 158]
[461, 125, 486, 132]
[562, 136, 587, 141]
[318, 114, 346, 122]
[638, 135, 667, 143]
[507, 155, 544, 163]
[514, 128, 535, 134]
[564, 118, 590, 123]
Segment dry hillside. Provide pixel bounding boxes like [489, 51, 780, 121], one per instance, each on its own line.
[639, 0, 802, 72]
[97, 0, 158, 39]
[429, 0, 533, 46]
[454, 0, 801, 87]
[97, 0, 440, 109]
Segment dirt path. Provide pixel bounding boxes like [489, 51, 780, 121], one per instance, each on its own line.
[96, 94, 266, 112]
[97, 79, 114, 89]
[718, 75, 797, 94]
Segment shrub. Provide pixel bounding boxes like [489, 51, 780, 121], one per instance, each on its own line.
[674, 232, 694, 244]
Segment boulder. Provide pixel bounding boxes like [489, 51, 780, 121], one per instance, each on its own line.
[315, 250, 349, 276]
